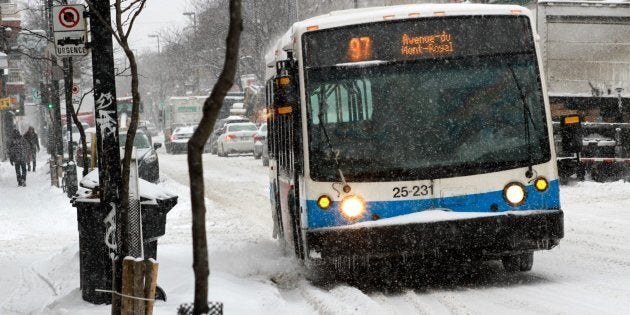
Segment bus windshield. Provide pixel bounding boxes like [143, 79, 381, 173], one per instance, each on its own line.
[304, 16, 550, 182]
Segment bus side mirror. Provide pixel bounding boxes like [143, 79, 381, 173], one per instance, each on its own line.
[560, 115, 582, 154]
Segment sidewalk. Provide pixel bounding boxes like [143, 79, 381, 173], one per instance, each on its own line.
[0, 156, 79, 314]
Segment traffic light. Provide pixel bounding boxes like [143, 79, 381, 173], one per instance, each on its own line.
[48, 103, 53, 109]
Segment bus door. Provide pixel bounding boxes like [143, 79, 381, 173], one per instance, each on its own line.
[271, 55, 304, 258]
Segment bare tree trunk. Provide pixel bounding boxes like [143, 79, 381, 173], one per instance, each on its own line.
[187, 1, 242, 313]
[69, 107, 89, 175]
[119, 49, 141, 256]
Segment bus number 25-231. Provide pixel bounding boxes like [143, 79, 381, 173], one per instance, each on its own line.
[393, 185, 434, 198]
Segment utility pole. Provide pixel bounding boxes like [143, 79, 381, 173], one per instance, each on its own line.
[88, 0, 122, 311]
[46, 0, 63, 186]
[63, 57, 78, 197]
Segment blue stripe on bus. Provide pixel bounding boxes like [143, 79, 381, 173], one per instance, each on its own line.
[305, 180, 560, 229]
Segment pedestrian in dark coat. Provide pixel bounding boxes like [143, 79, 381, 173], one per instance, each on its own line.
[8, 129, 28, 186]
[24, 126, 40, 171]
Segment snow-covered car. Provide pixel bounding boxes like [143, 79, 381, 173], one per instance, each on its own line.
[168, 126, 194, 154]
[209, 116, 250, 154]
[216, 122, 258, 157]
[119, 130, 162, 183]
[253, 123, 267, 160]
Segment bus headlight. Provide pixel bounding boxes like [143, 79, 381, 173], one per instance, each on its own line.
[340, 195, 366, 220]
[534, 177, 549, 192]
[503, 182, 527, 207]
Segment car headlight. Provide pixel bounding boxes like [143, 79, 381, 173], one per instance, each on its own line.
[339, 195, 366, 220]
[503, 182, 527, 207]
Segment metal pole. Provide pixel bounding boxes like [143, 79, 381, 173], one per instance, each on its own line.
[88, 0, 122, 311]
[63, 57, 78, 197]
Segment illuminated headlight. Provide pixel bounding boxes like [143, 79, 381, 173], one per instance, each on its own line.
[339, 195, 366, 220]
[503, 182, 527, 207]
[317, 195, 332, 210]
[534, 177, 549, 192]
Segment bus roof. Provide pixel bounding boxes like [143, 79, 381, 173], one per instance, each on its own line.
[265, 3, 532, 78]
[296, 4, 531, 33]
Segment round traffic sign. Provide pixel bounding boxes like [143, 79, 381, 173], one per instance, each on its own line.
[59, 7, 80, 29]
[72, 84, 80, 94]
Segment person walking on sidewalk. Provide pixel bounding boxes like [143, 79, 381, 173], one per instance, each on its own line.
[24, 126, 40, 171]
[9, 129, 28, 187]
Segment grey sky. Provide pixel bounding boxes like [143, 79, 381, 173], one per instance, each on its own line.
[128, 0, 193, 52]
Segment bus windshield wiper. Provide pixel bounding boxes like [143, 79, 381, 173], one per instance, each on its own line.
[507, 64, 536, 178]
[317, 93, 348, 188]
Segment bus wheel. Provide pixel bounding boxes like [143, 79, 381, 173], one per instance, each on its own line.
[502, 252, 533, 272]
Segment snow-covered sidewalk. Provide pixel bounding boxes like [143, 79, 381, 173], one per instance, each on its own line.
[2, 152, 630, 314]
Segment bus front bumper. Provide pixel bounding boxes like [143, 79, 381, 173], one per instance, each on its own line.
[305, 210, 563, 260]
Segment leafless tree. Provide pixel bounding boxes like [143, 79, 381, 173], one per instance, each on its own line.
[187, 1, 241, 313]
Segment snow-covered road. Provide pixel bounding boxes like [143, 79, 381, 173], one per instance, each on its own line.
[1, 150, 629, 314]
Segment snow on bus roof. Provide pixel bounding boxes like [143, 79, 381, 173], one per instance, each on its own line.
[294, 3, 531, 36]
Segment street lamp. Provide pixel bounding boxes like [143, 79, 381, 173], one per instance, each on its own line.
[182, 12, 197, 30]
[148, 34, 160, 54]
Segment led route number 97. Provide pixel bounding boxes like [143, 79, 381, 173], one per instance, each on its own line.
[393, 185, 434, 198]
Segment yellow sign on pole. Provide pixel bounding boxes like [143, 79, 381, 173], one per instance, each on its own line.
[0, 97, 11, 110]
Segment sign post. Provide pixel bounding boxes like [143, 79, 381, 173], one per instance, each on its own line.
[52, 5, 89, 57]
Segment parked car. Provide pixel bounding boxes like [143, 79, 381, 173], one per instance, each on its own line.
[209, 116, 250, 154]
[119, 130, 162, 183]
[262, 136, 269, 167]
[168, 126, 194, 154]
[216, 122, 258, 157]
[253, 123, 267, 159]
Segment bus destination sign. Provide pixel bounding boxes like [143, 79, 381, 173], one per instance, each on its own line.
[400, 32, 453, 56]
[304, 15, 533, 68]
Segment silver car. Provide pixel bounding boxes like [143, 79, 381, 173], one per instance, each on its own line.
[217, 122, 258, 157]
[253, 123, 267, 159]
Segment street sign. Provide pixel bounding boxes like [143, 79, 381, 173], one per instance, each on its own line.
[32, 88, 41, 100]
[0, 97, 11, 110]
[72, 83, 81, 106]
[52, 5, 88, 57]
[53, 5, 86, 32]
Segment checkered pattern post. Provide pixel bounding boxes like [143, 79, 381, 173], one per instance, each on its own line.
[177, 302, 223, 315]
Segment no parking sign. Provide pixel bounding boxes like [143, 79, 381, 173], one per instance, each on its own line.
[52, 5, 88, 57]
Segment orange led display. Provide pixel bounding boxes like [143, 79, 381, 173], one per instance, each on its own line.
[347, 36, 373, 62]
[400, 31, 454, 57]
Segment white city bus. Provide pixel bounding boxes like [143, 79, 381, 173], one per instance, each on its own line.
[265, 4, 563, 274]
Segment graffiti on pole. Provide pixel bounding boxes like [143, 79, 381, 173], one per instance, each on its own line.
[103, 204, 118, 260]
[95, 91, 117, 140]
